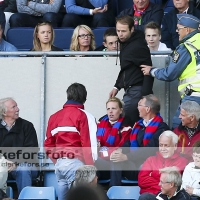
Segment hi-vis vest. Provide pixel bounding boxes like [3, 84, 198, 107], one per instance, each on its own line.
[178, 33, 200, 97]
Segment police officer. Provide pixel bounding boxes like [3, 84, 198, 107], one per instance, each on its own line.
[140, 14, 200, 129]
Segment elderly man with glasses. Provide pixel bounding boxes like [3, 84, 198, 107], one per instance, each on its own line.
[141, 166, 191, 200]
[141, 14, 200, 130]
[138, 131, 188, 200]
[174, 100, 200, 162]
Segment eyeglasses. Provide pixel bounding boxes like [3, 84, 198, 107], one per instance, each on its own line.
[176, 26, 187, 31]
[192, 153, 200, 159]
[78, 34, 92, 39]
[138, 104, 149, 107]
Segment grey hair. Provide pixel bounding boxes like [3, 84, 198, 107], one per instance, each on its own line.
[74, 165, 97, 186]
[143, 94, 160, 114]
[0, 97, 14, 120]
[159, 166, 182, 187]
[180, 100, 200, 120]
[159, 130, 178, 145]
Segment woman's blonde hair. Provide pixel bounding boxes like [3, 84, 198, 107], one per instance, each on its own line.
[33, 22, 55, 51]
[70, 25, 96, 51]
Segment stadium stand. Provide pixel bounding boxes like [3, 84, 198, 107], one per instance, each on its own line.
[6, 27, 109, 51]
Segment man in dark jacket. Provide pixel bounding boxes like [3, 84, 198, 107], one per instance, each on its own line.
[109, 15, 154, 126]
[0, 97, 39, 195]
[161, 0, 200, 50]
[118, 0, 164, 32]
[138, 166, 191, 200]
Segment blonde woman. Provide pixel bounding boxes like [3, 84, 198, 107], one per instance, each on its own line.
[70, 25, 95, 55]
[31, 21, 63, 52]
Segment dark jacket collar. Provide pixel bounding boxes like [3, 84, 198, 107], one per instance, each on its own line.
[0, 117, 22, 133]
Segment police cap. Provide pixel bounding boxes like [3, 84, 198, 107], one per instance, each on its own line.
[177, 13, 200, 29]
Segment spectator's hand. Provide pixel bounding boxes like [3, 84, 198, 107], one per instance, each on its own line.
[49, 0, 54, 4]
[6, 159, 16, 172]
[92, 4, 108, 14]
[110, 149, 127, 162]
[109, 88, 118, 98]
[186, 186, 194, 195]
[140, 65, 152, 75]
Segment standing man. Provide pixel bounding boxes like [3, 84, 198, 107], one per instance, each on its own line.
[141, 14, 200, 129]
[109, 15, 154, 126]
[0, 97, 39, 194]
[44, 83, 98, 200]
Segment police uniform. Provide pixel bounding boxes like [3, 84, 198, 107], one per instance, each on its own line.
[150, 14, 200, 129]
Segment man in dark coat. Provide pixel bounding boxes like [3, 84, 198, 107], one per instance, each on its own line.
[0, 97, 39, 195]
[118, 0, 164, 32]
[109, 15, 154, 126]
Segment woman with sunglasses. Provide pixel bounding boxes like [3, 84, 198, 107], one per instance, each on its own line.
[70, 25, 95, 56]
[31, 21, 63, 52]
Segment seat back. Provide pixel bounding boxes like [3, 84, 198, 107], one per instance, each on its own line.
[107, 186, 140, 200]
[43, 171, 58, 197]
[6, 27, 107, 51]
[18, 186, 56, 200]
[6, 186, 13, 198]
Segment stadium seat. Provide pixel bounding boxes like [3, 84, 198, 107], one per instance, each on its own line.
[6, 186, 13, 198]
[43, 171, 58, 197]
[98, 179, 110, 184]
[121, 177, 138, 184]
[7, 28, 33, 51]
[107, 186, 140, 200]
[6, 27, 107, 51]
[18, 186, 56, 200]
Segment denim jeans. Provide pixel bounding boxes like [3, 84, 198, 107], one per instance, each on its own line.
[172, 95, 200, 129]
[9, 163, 38, 194]
[55, 158, 84, 200]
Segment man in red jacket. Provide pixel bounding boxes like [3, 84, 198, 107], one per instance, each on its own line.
[44, 83, 98, 200]
[174, 100, 200, 162]
[138, 130, 188, 199]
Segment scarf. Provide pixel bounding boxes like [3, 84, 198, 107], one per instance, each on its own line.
[96, 115, 124, 147]
[130, 114, 163, 151]
[133, 3, 149, 25]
